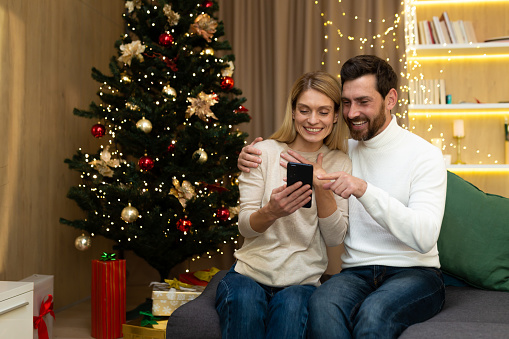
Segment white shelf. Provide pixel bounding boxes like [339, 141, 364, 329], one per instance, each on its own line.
[448, 164, 509, 169]
[409, 103, 509, 110]
[407, 42, 509, 58]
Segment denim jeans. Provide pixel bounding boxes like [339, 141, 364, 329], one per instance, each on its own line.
[215, 266, 316, 339]
[307, 265, 445, 339]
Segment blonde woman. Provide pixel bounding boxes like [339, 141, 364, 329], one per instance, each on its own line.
[215, 71, 351, 338]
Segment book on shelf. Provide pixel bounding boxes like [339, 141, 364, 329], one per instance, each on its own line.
[432, 16, 446, 44]
[484, 36, 509, 43]
[408, 79, 447, 105]
[439, 11, 457, 44]
[416, 12, 478, 45]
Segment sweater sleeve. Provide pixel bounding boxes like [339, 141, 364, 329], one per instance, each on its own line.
[318, 152, 351, 247]
[358, 147, 447, 254]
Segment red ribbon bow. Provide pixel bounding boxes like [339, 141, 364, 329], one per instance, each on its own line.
[33, 294, 55, 339]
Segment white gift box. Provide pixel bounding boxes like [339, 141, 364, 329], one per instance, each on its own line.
[20, 274, 54, 339]
[151, 288, 203, 316]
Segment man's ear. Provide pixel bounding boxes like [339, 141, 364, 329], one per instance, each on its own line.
[386, 88, 398, 111]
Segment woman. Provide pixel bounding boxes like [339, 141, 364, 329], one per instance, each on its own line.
[215, 71, 351, 338]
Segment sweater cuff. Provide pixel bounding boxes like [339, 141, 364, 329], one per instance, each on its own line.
[238, 212, 264, 239]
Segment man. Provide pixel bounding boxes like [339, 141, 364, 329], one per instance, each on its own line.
[237, 55, 447, 338]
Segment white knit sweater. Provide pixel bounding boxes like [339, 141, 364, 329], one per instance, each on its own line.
[343, 116, 447, 269]
[235, 140, 351, 287]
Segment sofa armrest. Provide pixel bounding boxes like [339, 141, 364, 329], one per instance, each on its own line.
[165, 270, 226, 339]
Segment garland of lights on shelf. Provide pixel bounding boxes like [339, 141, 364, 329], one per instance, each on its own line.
[314, 0, 504, 165]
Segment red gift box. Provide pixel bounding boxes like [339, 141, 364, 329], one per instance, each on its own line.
[91, 259, 126, 339]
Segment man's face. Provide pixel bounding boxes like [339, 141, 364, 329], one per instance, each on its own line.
[341, 74, 391, 141]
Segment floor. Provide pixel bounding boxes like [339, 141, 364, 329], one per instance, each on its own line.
[53, 284, 153, 339]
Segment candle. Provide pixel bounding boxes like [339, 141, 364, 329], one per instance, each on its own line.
[431, 138, 442, 150]
[453, 119, 464, 138]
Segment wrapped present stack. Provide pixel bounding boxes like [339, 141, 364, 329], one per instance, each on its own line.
[91, 252, 126, 339]
[151, 267, 220, 316]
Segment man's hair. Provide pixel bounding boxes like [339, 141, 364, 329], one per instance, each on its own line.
[340, 55, 398, 99]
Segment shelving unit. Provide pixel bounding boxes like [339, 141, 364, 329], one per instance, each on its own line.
[404, 0, 509, 197]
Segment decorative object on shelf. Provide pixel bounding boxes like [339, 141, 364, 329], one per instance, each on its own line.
[75, 233, 92, 251]
[121, 203, 139, 223]
[505, 118, 509, 164]
[91, 256, 126, 339]
[453, 119, 465, 164]
[136, 118, 153, 133]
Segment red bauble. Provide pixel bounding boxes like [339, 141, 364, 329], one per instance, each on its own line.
[158, 33, 174, 47]
[167, 144, 176, 153]
[138, 155, 155, 171]
[216, 207, 230, 221]
[220, 76, 234, 90]
[176, 218, 192, 232]
[234, 105, 249, 113]
[202, 0, 213, 8]
[91, 124, 106, 138]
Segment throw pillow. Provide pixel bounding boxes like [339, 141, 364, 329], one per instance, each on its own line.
[437, 171, 509, 291]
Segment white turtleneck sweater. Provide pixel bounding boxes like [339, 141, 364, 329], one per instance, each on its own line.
[343, 116, 447, 269]
[235, 140, 351, 287]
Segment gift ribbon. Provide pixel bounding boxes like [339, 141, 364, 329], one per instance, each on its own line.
[100, 252, 116, 261]
[164, 278, 194, 290]
[33, 294, 55, 339]
[139, 311, 162, 327]
[193, 266, 220, 282]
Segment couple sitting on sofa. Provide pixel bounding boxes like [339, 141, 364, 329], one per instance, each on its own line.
[215, 55, 447, 339]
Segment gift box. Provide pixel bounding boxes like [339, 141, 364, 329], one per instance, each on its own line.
[122, 317, 167, 339]
[20, 274, 54, 339]
[91, 257, 126, 339]
[151, 283, 203, 316]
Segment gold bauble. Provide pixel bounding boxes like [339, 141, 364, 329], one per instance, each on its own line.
[121, 203, 139, 223]
[74, 234, 91, 251]
[193, 148, 208, 164]
[136, 118, 152, 133]
[162, 85, 177, 97]
[203, 47, 215, 55]
[120, 73, 132, 84]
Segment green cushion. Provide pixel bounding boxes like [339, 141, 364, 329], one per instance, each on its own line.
[438, 171, 509, 291]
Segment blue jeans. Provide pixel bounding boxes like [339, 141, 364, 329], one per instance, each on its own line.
[215, 266, 316, 339]
[308, 266, 445, 339]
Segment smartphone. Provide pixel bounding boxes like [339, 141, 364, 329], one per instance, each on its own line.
[287, 162, 313, 208]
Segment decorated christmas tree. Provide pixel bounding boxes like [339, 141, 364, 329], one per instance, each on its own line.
[61, 0, 250, 281]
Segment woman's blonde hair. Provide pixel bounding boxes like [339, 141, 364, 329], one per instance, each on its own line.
[269, 71, 348, 152]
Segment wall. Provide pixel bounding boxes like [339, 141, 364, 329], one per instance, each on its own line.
[0, 0, 124, 309]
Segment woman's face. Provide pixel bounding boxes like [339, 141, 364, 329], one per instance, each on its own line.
[290, 88, 338, 152]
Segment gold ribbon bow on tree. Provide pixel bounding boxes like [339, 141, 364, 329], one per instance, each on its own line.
[170, 178, 196, 208]
[186, 92, 218, 121]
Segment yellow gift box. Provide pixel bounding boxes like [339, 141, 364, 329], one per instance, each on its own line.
[151, 289, 202, 316]
[122, 318, 168, 339]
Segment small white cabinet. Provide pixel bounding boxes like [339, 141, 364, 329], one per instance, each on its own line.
[0, 281, 34, 339]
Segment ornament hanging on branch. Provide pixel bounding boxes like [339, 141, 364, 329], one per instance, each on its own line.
[118, 40, 145, 66]
[121, 203, 139, 223]
[201, 47, 214, 56]
[193, 148, 208, 164]
[167, 142, 176, 153]
[170, 178, 196, 208]
[186, 92, 218, 121]
[163, 4, 180, 26]
[234, 105, 249, 114]
[220, 76, 234, 90]
[158, 33, 174, 47]
[138, 155, 154, 171]
[75, 233, 91, 251]
[136, 118, 152, 133]
[202, 0, 214, 8]
[189, 14, 217, 42]
[120, 72, 132, 84]
[216, 207, 230, 221]
[176, 218, 192, 232]
[91, 123, 106, 138]
[90, 146, 124, 177]
[162, 84, 177, 97]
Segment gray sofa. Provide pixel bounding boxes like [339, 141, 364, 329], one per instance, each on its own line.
[166, 172, 509, 338]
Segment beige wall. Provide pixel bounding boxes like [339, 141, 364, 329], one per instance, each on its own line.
[0, 0, 125, 308]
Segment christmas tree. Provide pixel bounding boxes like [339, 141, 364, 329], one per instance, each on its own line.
[61, 0, 250, 281]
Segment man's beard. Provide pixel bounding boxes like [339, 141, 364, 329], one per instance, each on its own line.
[348, 103, 386, 141]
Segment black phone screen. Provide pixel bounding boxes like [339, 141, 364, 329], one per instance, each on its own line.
[287, 162, 313, 208]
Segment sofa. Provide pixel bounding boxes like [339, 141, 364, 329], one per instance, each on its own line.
[166, 171, 509, 338]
